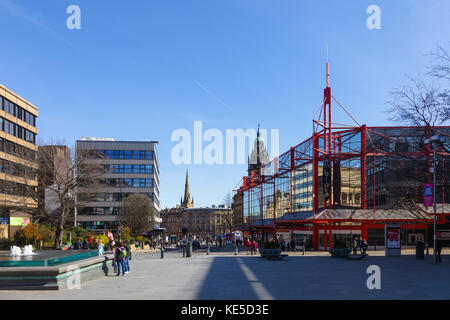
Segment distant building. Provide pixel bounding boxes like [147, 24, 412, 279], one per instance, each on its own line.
[160, 170, 232, 238]
[75, 139, 160, 232]
[0, 84, 38, 238]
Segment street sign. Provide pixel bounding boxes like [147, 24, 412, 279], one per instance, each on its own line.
[118, 227, 122, 235]
[0, 218, 8, 225]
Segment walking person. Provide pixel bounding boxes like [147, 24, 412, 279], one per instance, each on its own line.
[253, 240, 258, 254]
[290, 239, 296, 253]
[436, 239, 442, 263]
[250, 239, 254, 256]
[352, 235, 358, 255]
[115, 242, 127, 276]
[124, 240, 132, 273]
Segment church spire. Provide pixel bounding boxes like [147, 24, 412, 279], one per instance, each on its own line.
[182, 169, 193, 208]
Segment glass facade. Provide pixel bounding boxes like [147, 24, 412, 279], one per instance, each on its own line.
[97, 150, 153, 160]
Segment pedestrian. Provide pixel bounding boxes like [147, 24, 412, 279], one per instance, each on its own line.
[250, 239, 254, 256]
[352, 235, 358, 255]
[114, 242, 127, 276]
[97, 239, 104, 256]
[290, 239, 296, 252]
[83, 238, 91, 250]
[280, 240, 286, 252]
[253, 240, 259, 253]
[74, 239, 82, 250]
[286, 241, 290, 251]
[436, 239, 442, 263]
[124, 240, 131, 273]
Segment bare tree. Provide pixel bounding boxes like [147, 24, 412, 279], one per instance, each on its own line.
[12, 143, 105, 248]
[387, 46, 450, 130]
[120, 194, 155, 237]
[222, 192, 232, 208]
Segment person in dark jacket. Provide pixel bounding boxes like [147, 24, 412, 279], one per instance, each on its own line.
[436, 239, 442, 263]
[123, 240, 132, 273]
[83, 238, 91, 250]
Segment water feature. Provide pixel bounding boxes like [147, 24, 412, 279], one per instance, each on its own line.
[10, 245, 36, 257]
[1, 249, 98, 267]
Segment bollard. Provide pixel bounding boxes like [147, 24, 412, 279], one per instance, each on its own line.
[160, 247, 164, 259]
[183, 246, 186, 258]
[207, 244, 210, 255]
[235, 246, 238, 255]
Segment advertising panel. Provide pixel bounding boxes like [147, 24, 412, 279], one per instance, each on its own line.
[10, 217, 30, 226]
[423, 184, 433, 207]
[385, 225, 401, 256]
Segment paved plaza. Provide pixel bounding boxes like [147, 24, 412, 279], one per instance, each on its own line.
[0, 248, 449, 300]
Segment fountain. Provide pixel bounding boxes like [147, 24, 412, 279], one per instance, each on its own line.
[10, 245, 36, 256]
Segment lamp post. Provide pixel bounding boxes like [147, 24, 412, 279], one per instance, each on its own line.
[424, 134, 440, 264]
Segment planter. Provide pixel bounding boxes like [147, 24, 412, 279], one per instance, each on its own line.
[328, 248, 351, 258]
[259, 248, 282, 260]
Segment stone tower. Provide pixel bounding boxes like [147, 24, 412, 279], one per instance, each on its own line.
[181, 169, 194, 208]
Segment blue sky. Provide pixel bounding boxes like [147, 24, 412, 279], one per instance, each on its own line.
[0, 0, 449, 208]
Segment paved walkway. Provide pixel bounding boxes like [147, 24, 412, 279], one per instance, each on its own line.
[0, 249, 449, 300]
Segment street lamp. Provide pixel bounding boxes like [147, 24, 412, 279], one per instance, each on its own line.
[424, 134, 440, 264]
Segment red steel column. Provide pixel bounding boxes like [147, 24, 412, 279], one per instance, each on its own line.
[313, 223, 319, 251]
[313, 133, 319, 212]
[329, 222, 333, 248]
[361, 125, 367, 209]
[324, 224, 328, 251]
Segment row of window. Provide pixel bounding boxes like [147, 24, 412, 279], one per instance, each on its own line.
[294, 191, 312, 200]
[294, 180, 313, 190]
[0, 180, 35, 196]
[1, 96, 36, 127]
[93, 192, 155, 202]
[99, 178, 154, 188]
[294, 170, 313, 181]
[107, 164, 153, 174]
[0, 159, 36, 179]
[0, 138, 37, 161]
[0, 117, 36, 145]
[97, 150, 154, 160]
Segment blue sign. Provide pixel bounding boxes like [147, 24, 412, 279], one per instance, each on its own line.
[0, 218, 8, 225]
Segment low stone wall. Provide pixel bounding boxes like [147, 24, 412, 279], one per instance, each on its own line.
[0, 254, 114, 290]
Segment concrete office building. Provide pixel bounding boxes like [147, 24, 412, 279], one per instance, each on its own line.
[75, 138, 160, 232]
[0, 84, 38, 238]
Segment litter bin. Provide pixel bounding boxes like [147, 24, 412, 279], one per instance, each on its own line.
[416, 242, 425, 260]
[186, 242, 192, 257]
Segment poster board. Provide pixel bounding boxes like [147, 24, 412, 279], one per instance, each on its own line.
[385, 225, 401, 256]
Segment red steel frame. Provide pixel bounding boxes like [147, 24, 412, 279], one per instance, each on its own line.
[234, 62, 450, 251]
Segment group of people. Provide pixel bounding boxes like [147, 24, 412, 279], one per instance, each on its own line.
[244, 238, 259, 255]
[352, 235, 368, 255]
[114, 240, 132, 276]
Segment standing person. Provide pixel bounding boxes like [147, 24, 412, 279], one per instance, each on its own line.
[253, 240, 259, 253]
[250, 239, 254, 256]
[114, 242, 127, 276]
[290, 239, 296, 252]
[436, 239, 442, 263]
[83, 238, 91, 250]
[280, 239, 286, 252]
[124, 240, 131, 273]
[352, 235, 358, 255]
[97, 239, 104, 256]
